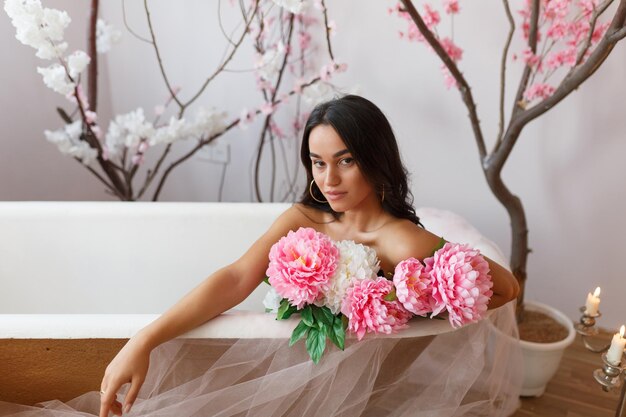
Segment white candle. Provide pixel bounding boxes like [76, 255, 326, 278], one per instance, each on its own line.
[584, 286, 601, 315]
[607, 325, 626, 366]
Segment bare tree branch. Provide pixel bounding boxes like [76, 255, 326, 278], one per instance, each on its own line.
[321, 0, 334, 61]
[87, 0, 98, 111]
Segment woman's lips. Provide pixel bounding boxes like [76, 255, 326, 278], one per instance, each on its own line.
[325, 191, 346, 201]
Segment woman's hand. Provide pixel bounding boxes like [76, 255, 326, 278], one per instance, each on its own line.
[99, 335, 151, 417]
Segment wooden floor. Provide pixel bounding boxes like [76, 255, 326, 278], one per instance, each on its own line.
[512, 331, 623, 417]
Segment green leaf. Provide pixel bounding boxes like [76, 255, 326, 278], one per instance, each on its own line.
[263, 276, 270, 285]
[430, 236, 447, 256]
[301, 306, 314, 326]
[383, 287, 397, 302]
[328, 316, 345, 350]
[311, 306, 335, 327]
[277, 299, 297, 320]
[289, 320, 310, 346]
[306, 327, 327, 364]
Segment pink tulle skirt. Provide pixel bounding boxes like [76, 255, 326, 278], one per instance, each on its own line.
[0, 303, 522, 417]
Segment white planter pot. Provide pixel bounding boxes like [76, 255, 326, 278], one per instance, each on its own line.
[519, 300, 576, 397]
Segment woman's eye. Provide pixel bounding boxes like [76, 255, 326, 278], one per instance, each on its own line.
[313, 160, 325, 168]
[339, 157, 354, 166]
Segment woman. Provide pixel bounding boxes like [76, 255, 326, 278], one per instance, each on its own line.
[99, 95, 519, 417]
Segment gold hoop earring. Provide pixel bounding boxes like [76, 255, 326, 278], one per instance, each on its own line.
[381, 184, 385, 203]
[309, 180, 327, 203]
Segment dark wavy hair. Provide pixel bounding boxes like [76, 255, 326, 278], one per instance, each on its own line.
[299, 95, 422, 227]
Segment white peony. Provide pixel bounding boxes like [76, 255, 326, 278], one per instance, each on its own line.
[96, 19, 121, 54]
[105, 108, 154, 159]
[263, 286, 282, 314]
[271, 0, 307, 14]
[67, 50, 90, 78]
[44, 120, 98, 166]
[37, 63, 74, 95]
[320, 240, 380, 314]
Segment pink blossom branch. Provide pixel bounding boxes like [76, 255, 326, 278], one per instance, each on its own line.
[83, 161, 126, 200]
[575, 0, 615, 66]
[496, 0, 516, 150]
[151, 76, 323, 201]
[520, 0, 626, 126]
[510, 0, 540, 117]
[87, 0, 98, 111]
[320, 0, 335, 61]
[399, 0, 487, 160]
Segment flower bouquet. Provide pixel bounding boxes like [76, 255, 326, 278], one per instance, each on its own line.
[263, 227, 493, 363]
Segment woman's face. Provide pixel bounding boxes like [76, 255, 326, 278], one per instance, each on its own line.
[308, 124, 377, 212]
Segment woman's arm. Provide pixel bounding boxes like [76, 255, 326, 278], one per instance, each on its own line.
[382, 221, 519, 310]
[99, 206, 306, 417]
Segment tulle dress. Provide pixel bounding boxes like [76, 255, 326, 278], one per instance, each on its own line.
[0, 300, 522, 417]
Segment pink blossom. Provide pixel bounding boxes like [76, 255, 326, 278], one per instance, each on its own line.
[424, 242, 493, 328]
[443, 0, 460, 15]
[545, 47, 577, 69]
[546, 21, 569, 40]
[423, 4, 441, 30]
[524, 82, 556, 101]
[578, 0, 599, 17]
[592, 22, 610, 43]
[299, 31, 312, 50]
[521, 47, 541, 69]
[393, 257, 433, 315]
[267, 227, 339, 309]
[85, 110, 97, 124]
[131, 153, 144, 166]
[270, 120, 285, 139]
[260, 102, 275, 116]
[440, 37, 463, 61]
[341, 277, 411, 340]
[442, 67, 457, 89]
[543, 0, 571, 20]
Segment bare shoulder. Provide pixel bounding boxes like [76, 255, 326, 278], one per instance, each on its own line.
[267, 203, 330, 234]
[378, 218, 442, 265]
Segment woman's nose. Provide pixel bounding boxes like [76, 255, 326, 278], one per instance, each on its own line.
[324, 166, 340, 186]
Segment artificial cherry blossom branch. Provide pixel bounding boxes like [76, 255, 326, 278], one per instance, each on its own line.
[575, 0, 615, 66]
[510, 0, 540, 118]
[152, 76, 324, 201]
[320, 0, 335, 61]
[496, 0, 516, 150]
[399, 0, 487, 161]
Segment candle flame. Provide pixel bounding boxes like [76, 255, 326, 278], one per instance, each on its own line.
[620, 325, 625, 338]
[593, 287, 601, 297]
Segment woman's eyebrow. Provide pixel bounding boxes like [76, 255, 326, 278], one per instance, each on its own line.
[309, 149, 350, 158]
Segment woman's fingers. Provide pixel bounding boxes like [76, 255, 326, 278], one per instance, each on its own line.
[99, 381, 122, 417]
[123, 375, 145, 414]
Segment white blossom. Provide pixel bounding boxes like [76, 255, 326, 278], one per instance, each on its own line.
[263, 286, 282, 314]
[44, 120, 98, 166]
[302, 81, 335, 106]
[37, 63, 74, 95]
[319, 240, 380, 314]
[271, 0, 307, 14]
[67, 50, 90, 78]
[150, 116, 186, 146]
[4, 0, 71, 59]
[105, 108, 154, 159]
[185, 107, 227, 140]
[96, 19, 121, 54]
[254, 42, 286, 81]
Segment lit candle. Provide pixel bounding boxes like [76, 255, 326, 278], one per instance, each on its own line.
[607, 325, 626, 366]
[584, 287, 601, 316]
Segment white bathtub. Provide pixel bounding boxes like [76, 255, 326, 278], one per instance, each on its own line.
[0, 202, 522, 416]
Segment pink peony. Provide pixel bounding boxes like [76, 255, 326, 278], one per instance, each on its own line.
[393, 257, 433, 316]
[266, 227, 338, 309]
[341, 277, 411, 341]
[424, 242, 493, 328]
